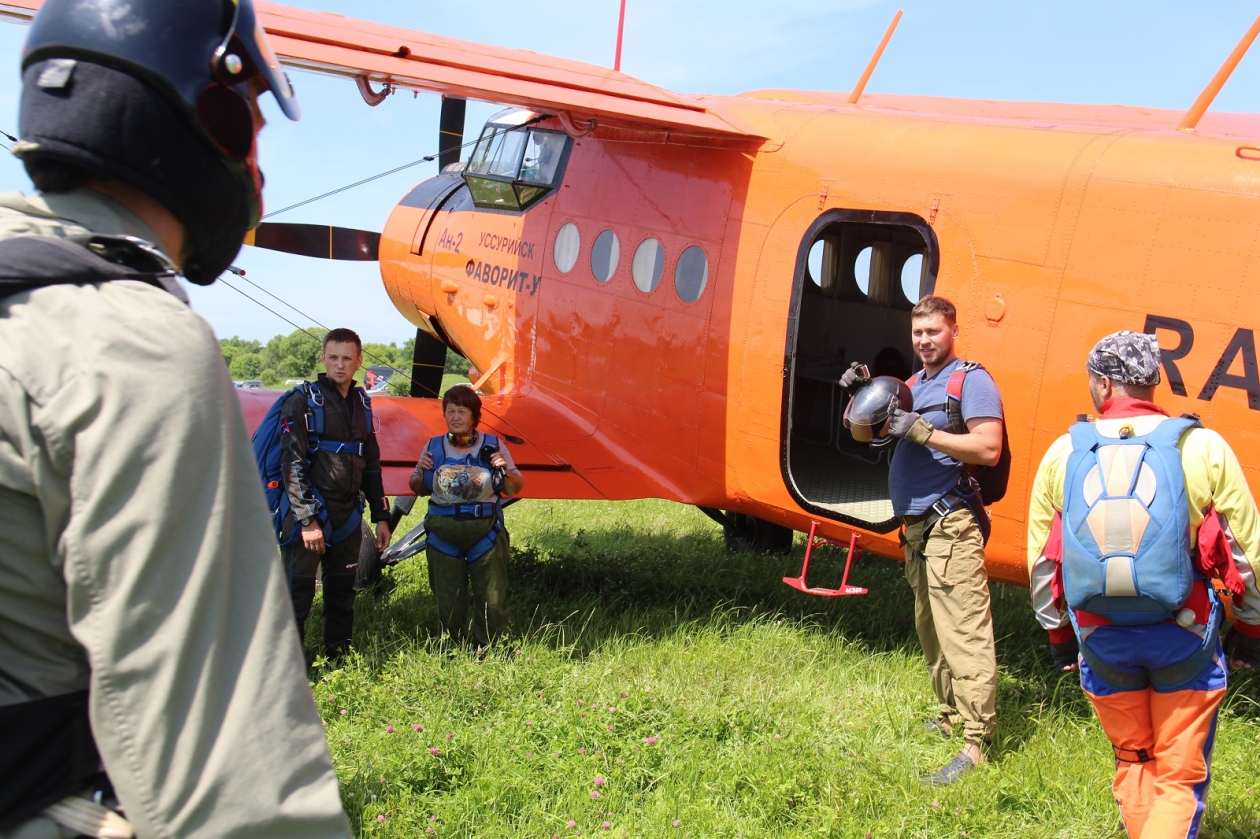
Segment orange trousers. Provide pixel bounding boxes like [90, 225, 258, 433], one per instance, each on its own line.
[1084, 684, 1224, 839]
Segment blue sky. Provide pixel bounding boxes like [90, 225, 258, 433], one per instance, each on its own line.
[1, 1, 1259, 343]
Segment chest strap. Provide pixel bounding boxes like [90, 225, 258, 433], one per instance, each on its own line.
[428, 501, 499, 519]
[0, 234, 186, 303]
[312, 439, 365, 456]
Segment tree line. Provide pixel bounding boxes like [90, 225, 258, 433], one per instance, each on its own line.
[220, 329, 468, 389]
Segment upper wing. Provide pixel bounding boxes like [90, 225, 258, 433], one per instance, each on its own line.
[0, 0, 761, 138]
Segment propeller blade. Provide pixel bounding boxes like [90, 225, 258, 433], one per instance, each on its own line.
[410, 327, 448, 398]
[244, 223, 380, 260]
[438, 95, 466, 171]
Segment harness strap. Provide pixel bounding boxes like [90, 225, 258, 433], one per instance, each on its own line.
[42, 796, 134, 838]
[913, 485, 991, 550]
[1075, 597, 1223, 692]
[426, 520, 502, 563]
[427, 501, 499, 519]
[311, 439, 364, 456]
[329, 504, 363, 544]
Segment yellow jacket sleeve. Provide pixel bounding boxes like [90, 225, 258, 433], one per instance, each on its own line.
[1181, 427, 1260, 626]
[1027, 434, 1072, 633]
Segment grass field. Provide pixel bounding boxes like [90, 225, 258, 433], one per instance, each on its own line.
[304, 499, 1260, 838]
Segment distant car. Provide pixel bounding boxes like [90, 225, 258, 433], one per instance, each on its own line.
[363, 365, 400, 393]
[239, 380, 262, 389]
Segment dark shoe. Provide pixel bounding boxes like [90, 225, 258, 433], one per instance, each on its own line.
[922, 752, 976, 786]
[924, 716, 953, 738]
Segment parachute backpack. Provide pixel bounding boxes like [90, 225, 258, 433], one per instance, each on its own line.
[1060, 415, 1201, 626]
[251, 381, 374, 546]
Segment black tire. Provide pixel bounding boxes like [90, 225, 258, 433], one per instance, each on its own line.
[355, 518, 383, 590]
[723, 513, 794, 554]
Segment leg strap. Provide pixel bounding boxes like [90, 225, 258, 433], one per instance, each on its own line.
[1113, 745, 1154, 763]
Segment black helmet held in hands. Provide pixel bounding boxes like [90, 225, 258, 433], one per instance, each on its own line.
[843, 376, 913, 448]
[16, 0, 300, 284]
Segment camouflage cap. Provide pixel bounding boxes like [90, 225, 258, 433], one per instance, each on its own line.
[1087, 331, 1162, 387]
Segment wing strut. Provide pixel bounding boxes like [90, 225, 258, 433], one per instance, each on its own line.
[847, 9, 903, 106]
[1178, 13, 1260, 132]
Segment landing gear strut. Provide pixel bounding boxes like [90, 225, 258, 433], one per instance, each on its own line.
[697, 508, 794, 554]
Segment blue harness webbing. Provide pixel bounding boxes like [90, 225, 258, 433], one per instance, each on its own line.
[292, 381, 374, 545]
[423, 434, 504, 563]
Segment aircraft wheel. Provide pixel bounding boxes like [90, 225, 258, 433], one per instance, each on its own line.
[723, 513, 794, 554]
[355, 518, 383, 590]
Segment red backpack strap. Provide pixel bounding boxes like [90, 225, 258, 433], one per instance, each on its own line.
[944, 361, 981, 434]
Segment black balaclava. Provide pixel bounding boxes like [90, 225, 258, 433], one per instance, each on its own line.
[16, 58, 255, 284]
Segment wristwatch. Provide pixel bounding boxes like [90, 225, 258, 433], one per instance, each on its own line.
[300, 516, 313, 527]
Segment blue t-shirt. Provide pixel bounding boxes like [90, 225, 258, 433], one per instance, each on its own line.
[888, 358, 1004, 516]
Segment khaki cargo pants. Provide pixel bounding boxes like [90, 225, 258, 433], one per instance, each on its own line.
[903, 508, 998, 748]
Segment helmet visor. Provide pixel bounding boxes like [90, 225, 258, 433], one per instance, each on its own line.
[222, 0, 300, 121]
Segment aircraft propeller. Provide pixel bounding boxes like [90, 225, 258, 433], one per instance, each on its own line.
[241, 93, 470, 399]
[409, 94, 467, 398]
[243, 223, 380, 260]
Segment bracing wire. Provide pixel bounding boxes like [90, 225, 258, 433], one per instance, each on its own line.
[261, 115, 545, 220]
[220, 116, 550, 384]
[218, 269, 440, 389]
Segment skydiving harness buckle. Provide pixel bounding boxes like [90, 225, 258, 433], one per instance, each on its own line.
[1113, 746, 1153, 764]
[313, 439, 365, 456]
[427, 501, 499, 519]
[904, 480, 992, 558]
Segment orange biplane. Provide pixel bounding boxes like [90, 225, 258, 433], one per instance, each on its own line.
[5, 1, 1260, 589]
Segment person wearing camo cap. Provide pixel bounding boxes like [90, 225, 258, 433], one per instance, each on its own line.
[1025, 329, 1260, 838]
[1087, 330, 1163, 388]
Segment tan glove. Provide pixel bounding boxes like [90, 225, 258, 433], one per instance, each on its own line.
[887, 406, 934, 445]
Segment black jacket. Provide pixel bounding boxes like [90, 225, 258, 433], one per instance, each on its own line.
[280, 374, 388, 528]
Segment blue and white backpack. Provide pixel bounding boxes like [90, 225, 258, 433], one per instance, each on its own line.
[1061, 416, 1200, 626]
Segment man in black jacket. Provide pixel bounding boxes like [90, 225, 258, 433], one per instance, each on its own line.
[281, 328, 391, 659]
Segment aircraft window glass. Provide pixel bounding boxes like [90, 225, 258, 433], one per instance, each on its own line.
[674, 245, 708, 303]
[901, 253, 924, 303]
[519, 131, 567, 185]
[632, 238, 664, 293]
[591, 229, 620, 283]
[854, 246, 873, 296]
[554, 222, 580, 274]
[491, 129, 529, 178]
[464, 124, 572, 212]
[468, 127, 509, 176]
[807, 240, 825, 287]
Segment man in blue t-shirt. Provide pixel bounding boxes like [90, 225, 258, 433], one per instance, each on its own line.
[842, 295, 1004, 785]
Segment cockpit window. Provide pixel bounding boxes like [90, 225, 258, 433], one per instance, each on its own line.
[464, 116, 571, 212]
[469, 127, 528, 179]
[519, 132, 567, 185]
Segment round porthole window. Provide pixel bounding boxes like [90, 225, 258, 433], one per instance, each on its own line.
[807, 239, 825, 287]
[854, 246, 873, 296]
[901, 253, 924, 303]
[632, 238, 664, 293]
[553, 222, 580, 274]
[674, 245, 708, 303]
[591, 229, 619, 283]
